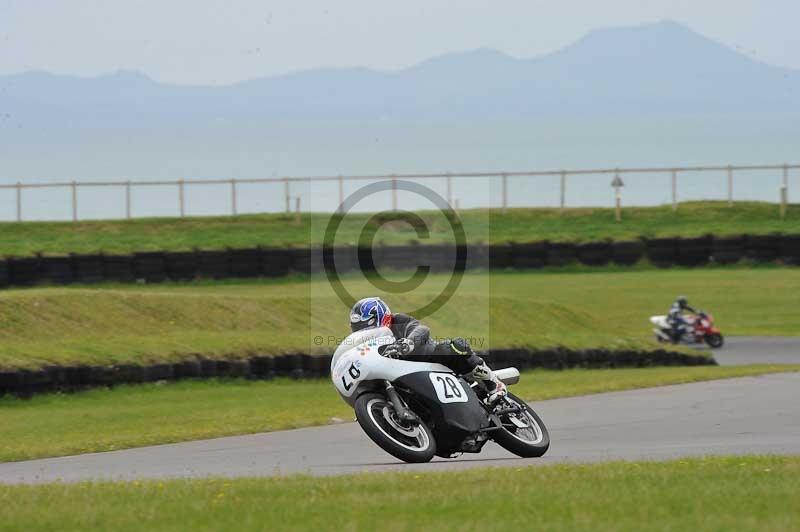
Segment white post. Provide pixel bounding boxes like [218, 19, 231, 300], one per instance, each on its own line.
[284, 179, 290, 213]
[781, 164, 789, 220]
[337, 175, 344, 213]
[727, 165, 733, 207]
[671, 170, 678, 211]
[71, 180, 78, 222]
[559, 171, 566, 213]
[178, 179, 185, 217]
[15, 181, 21, 222]
[230, 179, 238, 216]
[502, 173, 508, 211]
[125, 181, 132, 219]
[391, 175, 397, 211]
[295, 195, 301, 224]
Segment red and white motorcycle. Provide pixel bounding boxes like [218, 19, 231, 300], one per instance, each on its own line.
[331, 327, 550, 463]
[650, 311, 724, 348]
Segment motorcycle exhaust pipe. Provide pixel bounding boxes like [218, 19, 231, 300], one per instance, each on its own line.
[494, 367, 520, 386]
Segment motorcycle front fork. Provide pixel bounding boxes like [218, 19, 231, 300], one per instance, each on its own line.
[384, 381, 419, 425]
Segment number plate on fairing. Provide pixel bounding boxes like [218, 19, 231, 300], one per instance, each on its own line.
[429, 372, 468, 403]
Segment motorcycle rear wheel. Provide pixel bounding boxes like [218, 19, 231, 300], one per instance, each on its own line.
[705, 333, 724, 348]
[492, 393, 550, 458]
[354, 392, 437, 463]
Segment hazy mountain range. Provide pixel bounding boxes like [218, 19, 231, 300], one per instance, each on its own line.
[2, 20, 799, 129]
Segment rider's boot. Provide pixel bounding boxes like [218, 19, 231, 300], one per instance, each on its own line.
[471, 362, 507, 404]
[448, 337, 508, 403]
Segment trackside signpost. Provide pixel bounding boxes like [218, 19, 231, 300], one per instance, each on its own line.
[611, 173, 624, 222]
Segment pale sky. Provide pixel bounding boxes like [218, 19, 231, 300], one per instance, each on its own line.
[1, 0, 798, 85]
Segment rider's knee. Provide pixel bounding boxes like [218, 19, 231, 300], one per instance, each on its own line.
[449, 337, 472, 356]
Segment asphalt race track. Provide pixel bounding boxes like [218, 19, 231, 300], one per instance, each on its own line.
[0, 338, 798, 484]
[713, 336, 800, 365]
[1, 375, 799, 484]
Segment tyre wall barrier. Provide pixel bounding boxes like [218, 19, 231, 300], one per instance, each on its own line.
[745, 234, 784, 263]
[546, 243, 576, 267]
[103, 255, 135, 282]
[8, 257, 40, 286]
[1, 235, 799, 289]
[488, 243, 513, 269]
[782, 235, 800, 265]
[165, 251, 198, 281]
[711, 236, 746, 265]
[228, 248, 262, 278]
[510, 242, 547, 269]
[576, 242, 613, 266]
[675, 236, 712, 267]
[40, 256, 74, 284]
[0, 347, 713, 397]
[612, 241, 645, 265]
[73, 254, 105, 283]
[645, 238, 679, 267]
[133, 252, 167, 283]
[196, 250, 229, 279]
[0, 260, 8, 288]
[262, 248, 291, 277]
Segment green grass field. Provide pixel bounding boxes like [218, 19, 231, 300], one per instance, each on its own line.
[0, 268, 797, 370]
[0, 201, 797, 257]
[1, 365, 797, 463]
[1, 456, 797, 531]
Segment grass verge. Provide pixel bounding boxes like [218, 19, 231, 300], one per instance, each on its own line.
[1, 268, 798, 369]
[0, 456, 797, 531]
[0, 201, 797, 257]
[1, 365, 797, 463]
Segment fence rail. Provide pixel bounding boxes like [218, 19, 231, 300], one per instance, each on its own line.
[2, 162, 796, 222]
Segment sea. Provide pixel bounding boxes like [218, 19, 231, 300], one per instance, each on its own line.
[0, 114, 797, 221]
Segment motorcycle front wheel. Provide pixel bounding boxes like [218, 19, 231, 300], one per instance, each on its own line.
[492, 393, 550, 458]
[354, 392, 437, 463]
[705, 333, 724, 348]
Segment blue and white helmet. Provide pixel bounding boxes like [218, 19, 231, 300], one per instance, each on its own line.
[350, 297, 392, 333]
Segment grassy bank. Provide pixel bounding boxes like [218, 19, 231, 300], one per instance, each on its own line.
[1, 456, 797, 531]
[1, 268, 798, 369]
[0, 201, 797, 257]
[1, 365, 797, 463]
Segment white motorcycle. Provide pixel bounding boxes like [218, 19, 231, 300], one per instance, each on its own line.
[331, 327, 550, 463]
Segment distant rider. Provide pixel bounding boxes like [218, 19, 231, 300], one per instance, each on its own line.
[667, 295, 697, 342]
[348, 297, 507, 403]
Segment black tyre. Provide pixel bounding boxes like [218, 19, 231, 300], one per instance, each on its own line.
[705, 333, 724, 349]
[354, 393, 436, 463]
[492, 393, 550, 458]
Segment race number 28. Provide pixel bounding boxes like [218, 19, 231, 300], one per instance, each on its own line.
[429, 373, 469, 403]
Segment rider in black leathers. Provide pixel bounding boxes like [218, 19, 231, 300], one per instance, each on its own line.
[349, 297, 507, 401]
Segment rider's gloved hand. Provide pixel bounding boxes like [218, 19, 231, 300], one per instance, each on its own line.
[397, 338, 414, 355]
[383, 338, 413, 359]
[383, 344, 402, 359]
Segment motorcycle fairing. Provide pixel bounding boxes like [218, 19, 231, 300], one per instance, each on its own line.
[332, 327, 451, 404]
[394, 371, 492, 452]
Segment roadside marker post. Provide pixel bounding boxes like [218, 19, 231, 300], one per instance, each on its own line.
[611, 173, 624, 222]
[671, 169, 678, 211]
[781, 164, 789, 220]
